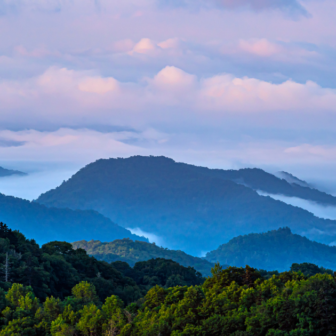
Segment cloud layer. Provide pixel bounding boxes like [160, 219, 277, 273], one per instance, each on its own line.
[257, 191, 336, 221]
[1, 66, 336, 131]
[1, 0, 336, 200]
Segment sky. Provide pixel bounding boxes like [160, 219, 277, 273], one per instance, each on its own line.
[1, 0, 336, 198]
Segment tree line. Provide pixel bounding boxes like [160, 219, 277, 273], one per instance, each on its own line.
[1, 264, 336, 335]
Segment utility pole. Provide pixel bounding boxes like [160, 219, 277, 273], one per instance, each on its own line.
[4, 252, 9, 282]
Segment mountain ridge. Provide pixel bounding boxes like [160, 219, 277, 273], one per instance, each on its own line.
[0, 192, 147, 244]
[181, 163, 336, 206]
[36, 156, 336, 255]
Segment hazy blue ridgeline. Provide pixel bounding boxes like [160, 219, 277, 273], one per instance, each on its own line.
[37, 156, 336, 255]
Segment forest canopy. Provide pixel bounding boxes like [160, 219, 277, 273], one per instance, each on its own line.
[0, 263, 336, 335]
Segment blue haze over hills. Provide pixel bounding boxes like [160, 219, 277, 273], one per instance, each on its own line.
[36, 155, 336, 255]
[0, 193, 147, 244]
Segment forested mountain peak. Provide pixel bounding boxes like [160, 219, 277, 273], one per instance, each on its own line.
[72, 238, 215, 276]
[205, 227, 336, 271]
[39, 155, 336, 206]
[37, 156, 336, 254]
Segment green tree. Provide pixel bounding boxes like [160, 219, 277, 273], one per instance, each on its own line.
[71, 281, 100, 305]
[77, 304, 104, 336]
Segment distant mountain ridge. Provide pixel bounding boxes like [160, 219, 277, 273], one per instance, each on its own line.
[205, 227, 336, 271]
[0, 166, 26, 177]
[36, 156, 336, 255]
[0, 193, 146, 244]
[184, 165, 336, 206]
[72, 238, 215, 277]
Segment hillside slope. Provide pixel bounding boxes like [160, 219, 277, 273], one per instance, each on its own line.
[37, 156, 336, 254]
[184, 164, 336, 206]
[72, 239, 215, 276]
[206, 227, 336, 271]
[0, 193, 146, 244]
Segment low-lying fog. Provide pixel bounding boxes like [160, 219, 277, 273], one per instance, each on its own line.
[0, 167, 77, 201]
[257, 191, 336, 221]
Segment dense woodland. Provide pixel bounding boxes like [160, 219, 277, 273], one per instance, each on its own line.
[72, 239, 214, 276]
[0, 222, 336, 334]
[206, 227, 336, 271]
[0, 261, 336, 335]
[36, 156, 336, 255]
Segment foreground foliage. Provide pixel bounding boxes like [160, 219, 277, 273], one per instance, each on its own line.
[1, 264, 336, 335]
[2, 221, 336, 335]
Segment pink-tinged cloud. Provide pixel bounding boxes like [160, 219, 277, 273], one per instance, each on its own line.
[284, 144, 336, 159]
[78, 77, 119, 94]
[1, 66, 336, 131]
[151, 66, 196, 88]
[158, 38, 181, 50]
[198, 76, 336, 112]
[239, 39, 282, 57]
[132, 38, 159, 55]
[0, 0, 335, 89]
